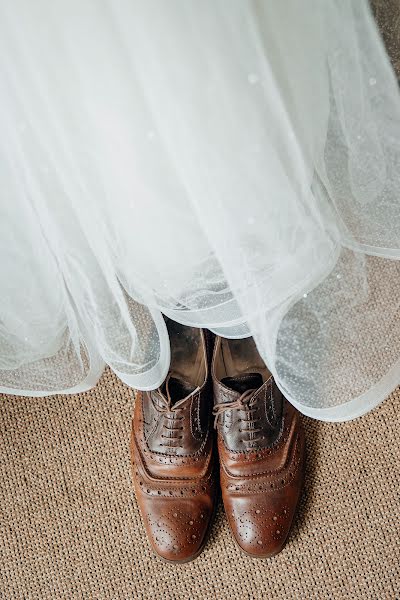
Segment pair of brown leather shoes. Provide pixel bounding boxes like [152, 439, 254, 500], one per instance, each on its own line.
[131, 320, 305, 563]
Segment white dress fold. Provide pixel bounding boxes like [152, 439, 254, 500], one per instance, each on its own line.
[1, 1, 400, 421]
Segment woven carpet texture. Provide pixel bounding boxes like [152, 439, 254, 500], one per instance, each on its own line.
[0, 368, 399, 599]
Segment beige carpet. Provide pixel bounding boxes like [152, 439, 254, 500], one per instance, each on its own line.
[0, 368, 399, 599]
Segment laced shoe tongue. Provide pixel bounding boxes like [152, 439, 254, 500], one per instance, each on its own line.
[221, 372, 263, 395]
[160, 375, 196, 404]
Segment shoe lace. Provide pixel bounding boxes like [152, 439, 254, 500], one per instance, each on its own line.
[213, 388, 263, 449]
[153, 373, 199, 449]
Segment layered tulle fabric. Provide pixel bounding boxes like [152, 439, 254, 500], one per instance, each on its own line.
[1, 1, 400, 420]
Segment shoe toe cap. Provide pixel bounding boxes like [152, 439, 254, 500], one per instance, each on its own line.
[226, 496, 298, 558]
[141, 497, 213, 562]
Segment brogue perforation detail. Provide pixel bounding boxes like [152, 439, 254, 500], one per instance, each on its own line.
[230, 503, 291, 549]
[146, 505, 212, 558]
[136, 479, 214, 498]
[221, 432, 303, 494]
[190, 393, 204, 441]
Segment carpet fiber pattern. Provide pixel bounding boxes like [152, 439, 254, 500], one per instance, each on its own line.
[0, 368, 399, 599]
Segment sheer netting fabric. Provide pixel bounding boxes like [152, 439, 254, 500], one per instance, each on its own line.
[1, 1, 400, 421]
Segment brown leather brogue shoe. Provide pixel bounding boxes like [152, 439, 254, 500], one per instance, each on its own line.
[131, 320, 216, 563]
[212, 336, 305, 558]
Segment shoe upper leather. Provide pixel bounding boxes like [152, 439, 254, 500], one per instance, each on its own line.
[212, 336, 305, 558]
[213, 372, 283, 453]
[131, 328, 216, 562]
[143, 375, 210, 459]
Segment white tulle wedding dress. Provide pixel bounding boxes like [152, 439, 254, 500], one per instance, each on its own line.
[1, 1, 400, 421]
